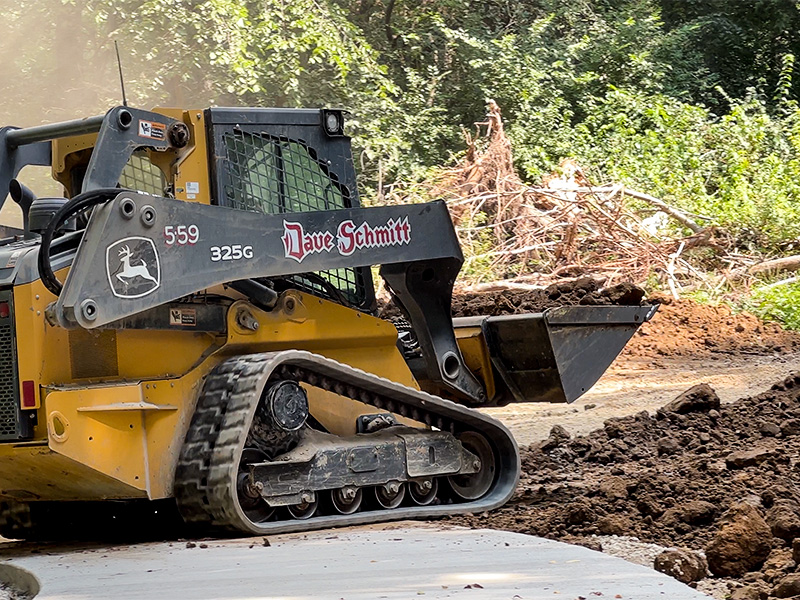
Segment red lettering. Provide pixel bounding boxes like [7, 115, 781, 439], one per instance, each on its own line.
[337, 220, 356, 255]
[400, 219, 411, 243]
[282, 221, 306, 262]
[284, 221, 336, 262]
[363, 224, 375, 246]
[298, 215, 413, 260]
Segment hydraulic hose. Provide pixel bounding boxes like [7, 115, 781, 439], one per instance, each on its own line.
[37, 188, 127, 297]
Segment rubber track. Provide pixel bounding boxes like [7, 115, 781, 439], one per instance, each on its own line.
[0, 501, 33, 539]
[174, 355, 268, 529]
[174, 350, 520, 535]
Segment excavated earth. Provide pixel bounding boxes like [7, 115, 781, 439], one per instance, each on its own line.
[452, 278, 799, 358]
[447, 279, 800, 599]
[451, 278, 647, 315]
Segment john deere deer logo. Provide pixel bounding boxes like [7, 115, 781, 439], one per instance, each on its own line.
[106, 237, 161, 299]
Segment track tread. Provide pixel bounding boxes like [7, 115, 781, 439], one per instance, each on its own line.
[174, 350, 519, 534]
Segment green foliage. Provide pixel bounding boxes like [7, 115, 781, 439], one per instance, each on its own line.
[752, 282, 800, 330]
[6, 0, 800, 257]
[458, 213, 499, 282]
[564, 88, 800, 248]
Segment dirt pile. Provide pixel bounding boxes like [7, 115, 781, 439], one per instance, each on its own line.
[625, 298, 800, 359]
[451, 376, 800, 596]
[451, 278, 645, 317]
[449, 280, 800, 358]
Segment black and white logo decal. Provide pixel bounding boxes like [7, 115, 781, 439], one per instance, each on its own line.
[106, 237, 161, 299]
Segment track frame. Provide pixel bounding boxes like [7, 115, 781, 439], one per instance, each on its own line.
[174, 350, 520, 535]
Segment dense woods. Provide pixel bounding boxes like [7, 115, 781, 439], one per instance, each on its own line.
[4, 0, 800, 320]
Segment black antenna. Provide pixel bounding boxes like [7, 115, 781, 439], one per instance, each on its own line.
[114, 40, 128, 107]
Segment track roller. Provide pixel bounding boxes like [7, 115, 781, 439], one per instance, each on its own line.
[409, 479, 438, 505]
[330, 487, 363, 515]
[374, 481, 405, 509]
[237, 449, 275, 523]
[288, 493, 319, 520]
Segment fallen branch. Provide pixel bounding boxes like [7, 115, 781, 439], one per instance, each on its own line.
[748, 255, 800, 276]
[759, 276, 800, 291]
[595, 186, 704, 233]
[455, 281, 549, 293]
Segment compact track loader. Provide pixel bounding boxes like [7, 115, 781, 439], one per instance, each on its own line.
[0, 106, 655, 538]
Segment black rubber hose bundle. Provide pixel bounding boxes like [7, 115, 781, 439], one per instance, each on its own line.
[37, 188, 127, 297]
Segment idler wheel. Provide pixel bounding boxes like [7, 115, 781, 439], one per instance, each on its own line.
[448, 431, 495, 501]
[237, 448, 275, 523]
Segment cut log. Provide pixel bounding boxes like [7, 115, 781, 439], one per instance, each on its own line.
[748, 255, 800, 275]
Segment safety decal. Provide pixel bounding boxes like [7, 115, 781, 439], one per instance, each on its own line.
[169, 307, 196, 326]
[185, 182, 200, 200]
[106, 237, 161, 299]
[282, 216, 411, 263]
[138, 119, 166, 141]
[5, 249, 25, 268]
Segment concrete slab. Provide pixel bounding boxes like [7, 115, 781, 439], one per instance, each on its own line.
[0, 524, 710, 599]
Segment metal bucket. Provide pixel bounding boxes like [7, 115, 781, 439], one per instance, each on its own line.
[454, 304, 658, 406]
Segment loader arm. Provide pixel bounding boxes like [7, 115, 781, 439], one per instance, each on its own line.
[53, 192, 486, 403]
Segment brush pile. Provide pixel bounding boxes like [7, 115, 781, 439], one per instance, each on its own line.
[390, 101, 788, 296]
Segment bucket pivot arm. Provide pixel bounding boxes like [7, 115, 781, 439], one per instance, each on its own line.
[52, 193, 485, 404]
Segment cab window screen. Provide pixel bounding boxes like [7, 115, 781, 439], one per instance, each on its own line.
[221, 130, 365, 306]
[223, 130, 348, 213]
[118, 151, 166, 196]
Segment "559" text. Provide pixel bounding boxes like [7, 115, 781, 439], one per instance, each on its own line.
[164, 224, 199, 246]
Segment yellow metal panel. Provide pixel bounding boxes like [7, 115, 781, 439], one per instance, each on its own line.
[15, 276, 73, 419]
[226, 293, 408, 358]
[45, 386, 151, 493]
[114, 329, 221, 380]
[153, 108, 212, 205]
[42, 369, 212, 501]
[139, 371, 211, 498]
[0, 443, 145, 501]
[51, 133, 97, 189]
[14, 276, 221, 430]
[455, 326, 497, 400]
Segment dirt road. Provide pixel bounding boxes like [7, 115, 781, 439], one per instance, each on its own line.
[487, 350, 800, 446]
[477, 295, 800, 445]
[456, 296, 800, 600]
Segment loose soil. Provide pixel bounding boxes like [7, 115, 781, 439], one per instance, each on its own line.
[451, 278, 646, 315]
[446, 281, 800, 598]
[452, 278, 800, 358]
[454, 374, 800, 598]
[452, 279, 800, 445]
